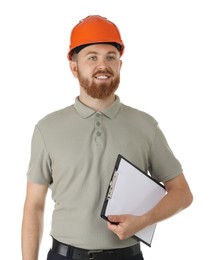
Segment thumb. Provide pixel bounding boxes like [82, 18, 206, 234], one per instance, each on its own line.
[108, 215, 122, 224]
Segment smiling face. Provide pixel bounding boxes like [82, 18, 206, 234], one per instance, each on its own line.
[70, 44, 122, 99]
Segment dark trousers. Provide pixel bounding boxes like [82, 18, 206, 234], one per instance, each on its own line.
[47, 249, 144, 260]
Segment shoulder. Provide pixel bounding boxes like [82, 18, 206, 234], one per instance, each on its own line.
[36, 104, 75, 130]
[120, 103, 158, 127]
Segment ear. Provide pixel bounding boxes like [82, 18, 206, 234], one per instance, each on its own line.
[119, 60, 123, 69]
[69, 61, 78, 78]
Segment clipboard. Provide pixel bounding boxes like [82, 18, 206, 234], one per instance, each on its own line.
[101, 154, 166, 247]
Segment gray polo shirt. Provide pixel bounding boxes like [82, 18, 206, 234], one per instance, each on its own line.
[27, 96, 182, 249]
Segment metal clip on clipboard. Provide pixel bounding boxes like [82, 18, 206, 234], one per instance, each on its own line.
[107, 171, 118, 199]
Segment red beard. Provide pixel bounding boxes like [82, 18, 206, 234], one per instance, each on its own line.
[77, 69, 120, 99]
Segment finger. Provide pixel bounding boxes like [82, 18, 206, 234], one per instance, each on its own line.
[107, 222, 128, 240]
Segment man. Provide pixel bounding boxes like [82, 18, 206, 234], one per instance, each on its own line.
[22, 15, 193, 260]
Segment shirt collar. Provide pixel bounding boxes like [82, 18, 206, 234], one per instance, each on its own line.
[74, 96, 121, 119]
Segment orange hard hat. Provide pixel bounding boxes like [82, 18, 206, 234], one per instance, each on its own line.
[68, 15, 125, 60]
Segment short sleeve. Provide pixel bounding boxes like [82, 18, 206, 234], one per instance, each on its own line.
[27, 125, 52, 185]
[148, 125, 183, 182]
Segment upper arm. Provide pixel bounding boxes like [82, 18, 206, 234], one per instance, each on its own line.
[24, 181, 48, 211]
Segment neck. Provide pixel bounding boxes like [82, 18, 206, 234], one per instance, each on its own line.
[79, 89, 116, 111]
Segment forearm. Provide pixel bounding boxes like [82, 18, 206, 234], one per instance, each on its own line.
[21, 206, 44, 260]
[141, 185, 192, 228]
[139, 173, 193, 230]
[108, 174, 193, 240]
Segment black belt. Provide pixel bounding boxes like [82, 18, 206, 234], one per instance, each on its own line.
[51, 238, 141, 260]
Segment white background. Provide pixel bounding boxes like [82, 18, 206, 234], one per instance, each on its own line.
[0, 0, 213, 259]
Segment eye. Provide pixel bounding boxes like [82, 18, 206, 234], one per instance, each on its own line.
[107, 55, 116, 61]
[88, 56, 97, 61]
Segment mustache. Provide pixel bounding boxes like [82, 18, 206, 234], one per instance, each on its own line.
[92, 68, 114, 77]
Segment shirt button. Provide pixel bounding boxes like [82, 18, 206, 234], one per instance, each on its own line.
[96, 122, 101, 126]
[97, 132, 101, 136]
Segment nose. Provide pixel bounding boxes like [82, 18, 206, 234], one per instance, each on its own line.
[96, 58, 108, 70]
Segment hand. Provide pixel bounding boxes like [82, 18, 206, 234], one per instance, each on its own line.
[107, 214, 143, 240]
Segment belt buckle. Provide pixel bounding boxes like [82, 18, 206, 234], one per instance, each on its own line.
[88, 250, 103, 260]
